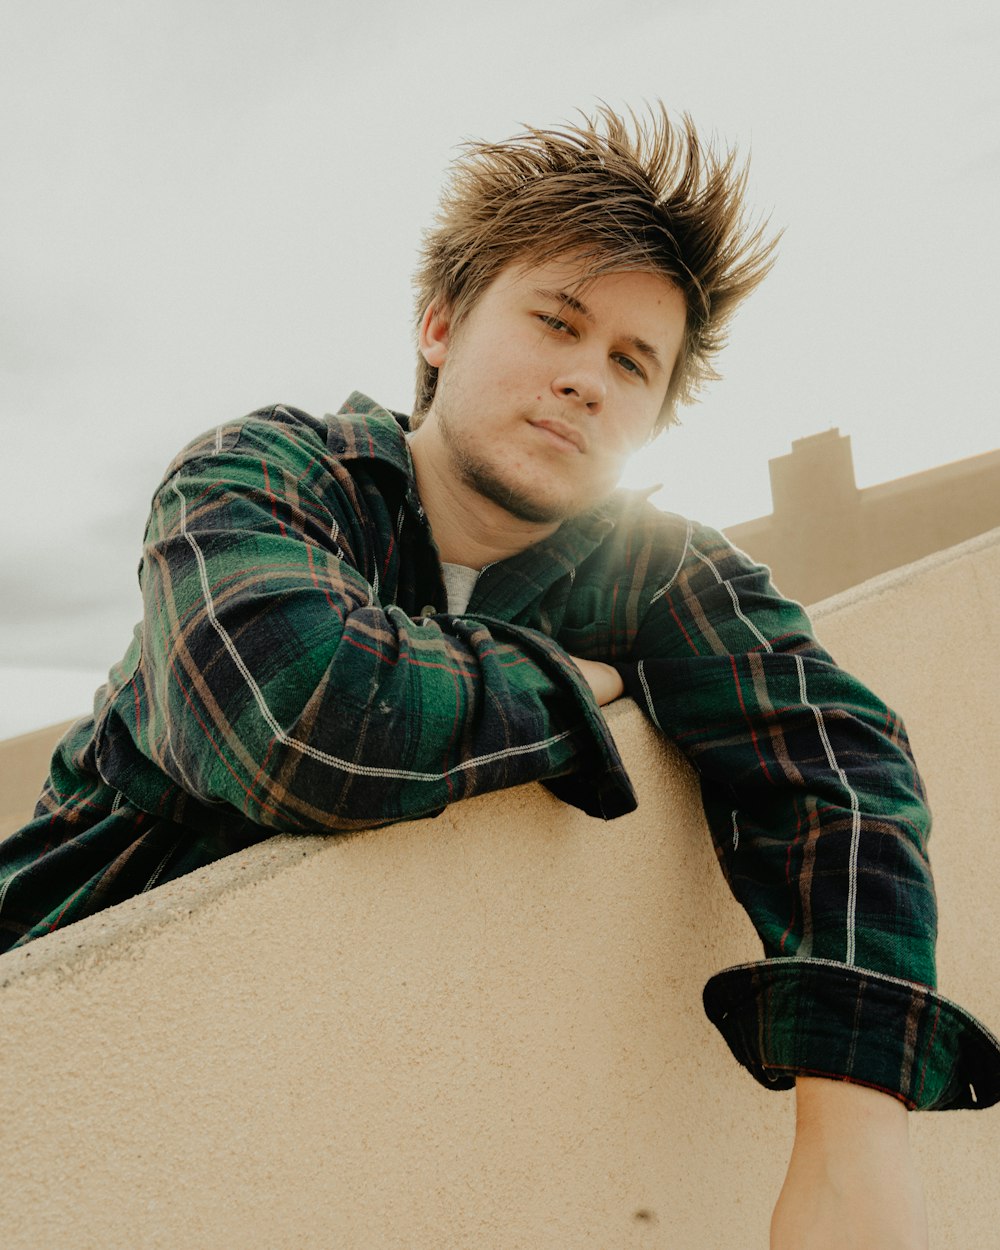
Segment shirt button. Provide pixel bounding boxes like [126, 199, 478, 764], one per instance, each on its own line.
[420, 604, 437, 617]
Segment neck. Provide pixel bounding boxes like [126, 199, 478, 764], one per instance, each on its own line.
[408, 422, 559, 569]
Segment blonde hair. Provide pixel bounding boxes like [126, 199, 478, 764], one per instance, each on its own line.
[413, 103, 779, 430]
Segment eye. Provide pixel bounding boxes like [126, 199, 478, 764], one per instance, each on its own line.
[536, 314, 575, 335]
[613, 352, 647, 381]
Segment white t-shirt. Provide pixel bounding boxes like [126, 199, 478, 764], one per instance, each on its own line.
[441, 562, 479, 615]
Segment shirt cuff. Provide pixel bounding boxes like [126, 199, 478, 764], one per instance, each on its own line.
[703, 957, 1000, 1110]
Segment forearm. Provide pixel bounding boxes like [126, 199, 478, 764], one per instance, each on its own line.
[771, 1077, 927, 1249]
[621, 644, 935, 978]
[131, 468, 634, 829]
[140, 591, 620, 829]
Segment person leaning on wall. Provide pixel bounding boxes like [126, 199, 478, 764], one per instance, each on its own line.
[1, 103, 998, 1249]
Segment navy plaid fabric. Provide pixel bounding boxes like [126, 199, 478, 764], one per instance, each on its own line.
[2, 392, 998, 1110]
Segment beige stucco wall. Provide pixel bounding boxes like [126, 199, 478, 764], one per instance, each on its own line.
[1, 528, 999, 1249]
[0, 718, 75, 839]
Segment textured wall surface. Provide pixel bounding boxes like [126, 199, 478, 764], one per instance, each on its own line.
[1, 528, 999, 1249]
[0, 718, 75, 837]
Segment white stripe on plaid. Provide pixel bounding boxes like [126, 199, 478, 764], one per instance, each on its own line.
[794, 653, 862, 966]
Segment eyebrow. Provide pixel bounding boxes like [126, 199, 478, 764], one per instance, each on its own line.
[533, 287, 666, 377]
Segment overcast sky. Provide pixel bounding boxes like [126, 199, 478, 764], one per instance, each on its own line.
[2, 0, 998, 736]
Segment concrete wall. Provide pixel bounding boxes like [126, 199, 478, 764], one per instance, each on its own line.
[725, 430, 1000, 605]
[0, 718, 75, 838]
[2, 529, 999, 1249]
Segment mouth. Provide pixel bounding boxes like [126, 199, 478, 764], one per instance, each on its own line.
[528, 418, 586, 454]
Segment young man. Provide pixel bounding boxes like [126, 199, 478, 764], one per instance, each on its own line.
[2, 106, 997, 1246]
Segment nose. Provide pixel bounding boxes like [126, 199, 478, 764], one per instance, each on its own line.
[550, 362, 606, 412]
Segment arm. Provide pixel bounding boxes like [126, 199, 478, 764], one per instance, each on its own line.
[616, 521, 999, 1110]
[771, 1078, 927, 1250]
[97, 414, 636, 832]
[610, 521, 996, 1237]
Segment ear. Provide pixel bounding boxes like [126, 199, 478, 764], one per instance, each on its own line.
[418, 301, 452, 369]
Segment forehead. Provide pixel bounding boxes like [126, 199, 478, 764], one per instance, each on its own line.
[500, 253, 673, 294]
[486, 255, 685, 322]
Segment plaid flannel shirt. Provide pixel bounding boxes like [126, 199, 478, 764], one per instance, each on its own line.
[2, 393, 998, 1110]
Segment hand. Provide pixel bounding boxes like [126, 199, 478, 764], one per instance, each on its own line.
[567, 655, 624, 707]
[770, 1077, 928, 1250]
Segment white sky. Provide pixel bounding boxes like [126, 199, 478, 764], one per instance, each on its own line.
[2, 0, 998, 735]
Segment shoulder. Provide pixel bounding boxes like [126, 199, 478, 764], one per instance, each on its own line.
[160, 403, 333, 483]
[592, 490, 784, 610]
[155, 400, 411, 495]
[596, 488, 735, 585]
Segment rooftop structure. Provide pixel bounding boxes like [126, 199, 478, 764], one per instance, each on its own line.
[725, 430, 1000, 604]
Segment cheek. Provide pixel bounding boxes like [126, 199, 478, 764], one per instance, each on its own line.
[605, 420, 651, 460]
[624, 408, 659, 451]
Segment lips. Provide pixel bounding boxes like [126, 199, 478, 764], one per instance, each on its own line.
[529, 417, 586, 453]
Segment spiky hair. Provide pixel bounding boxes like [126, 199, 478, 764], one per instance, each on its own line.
[412, 103, 779, 430]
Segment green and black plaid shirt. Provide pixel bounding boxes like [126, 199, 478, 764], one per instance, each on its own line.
[2, 393, 998, 1109]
